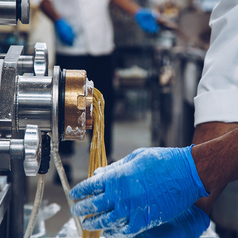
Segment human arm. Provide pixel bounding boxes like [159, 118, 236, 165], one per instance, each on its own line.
[191, 0, 238, 215]
[193, 122, 238, 214]
[111, 0, 159, 33]
[192, 124, 238, 193]
[69, 126, 238, 238]
[39, 0, 60, 21]
[40, 0, 75, 45]
[111, 0, 140, 15]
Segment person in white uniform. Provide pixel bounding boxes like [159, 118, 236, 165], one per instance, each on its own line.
[67, 1, 238, 237]
[40, 0, 159, 183]
[192, 0, 238, 236]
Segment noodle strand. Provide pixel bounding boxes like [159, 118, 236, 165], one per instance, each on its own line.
[82, 88, 107, 238]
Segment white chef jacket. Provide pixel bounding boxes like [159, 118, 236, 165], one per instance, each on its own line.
[194, 0, 238, 126]
[51, 0, 115, 56]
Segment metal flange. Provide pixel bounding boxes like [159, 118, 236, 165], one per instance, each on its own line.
[63, 70, 94, 141]
[52, 66, 60, 152]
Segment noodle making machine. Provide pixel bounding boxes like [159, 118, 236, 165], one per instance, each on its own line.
[0, 2, 95, 237]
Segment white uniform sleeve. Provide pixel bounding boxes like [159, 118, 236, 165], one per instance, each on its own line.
[194, 0, 238, 126]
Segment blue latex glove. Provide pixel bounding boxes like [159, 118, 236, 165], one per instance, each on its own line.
[69, 146, 209, 237]
[133, 205, 210, 238]
[135, 8, 159, 33]
[54, 18, 75, 46]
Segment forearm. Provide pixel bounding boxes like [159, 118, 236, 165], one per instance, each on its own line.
[111, 0, 140, 15]
[40, 0, 60, 22]
[192, 122, 238, 214]
[192, 122, 238, 144]
[192, 125, 238, 192]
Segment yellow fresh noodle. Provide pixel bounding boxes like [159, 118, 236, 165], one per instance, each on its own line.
[82, 88, 107, 238]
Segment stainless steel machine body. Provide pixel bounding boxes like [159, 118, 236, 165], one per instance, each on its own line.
[0, 42, 93, 169]
[0, 42, 94, 238]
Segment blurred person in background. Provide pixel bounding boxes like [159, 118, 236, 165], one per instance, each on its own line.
[40, 0, 160, 184]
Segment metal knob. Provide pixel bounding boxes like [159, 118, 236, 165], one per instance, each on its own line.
[20, 0, 30, 24]
[23, 124, 42, 176]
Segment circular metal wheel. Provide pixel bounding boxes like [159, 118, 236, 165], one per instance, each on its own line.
[20, 0, 30, 24]
[23, 124, 42, 176]
[52, 66, 60, 152]
[34, 42, 49, 76]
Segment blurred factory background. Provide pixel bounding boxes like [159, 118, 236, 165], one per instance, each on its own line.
[0, 0, 233, 237]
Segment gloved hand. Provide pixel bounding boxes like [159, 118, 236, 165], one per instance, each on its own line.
[54, 18, 75, 46]
[69, 146, 209, 238]
[133, 205, 210, 238]
[135, 8, 159, 33]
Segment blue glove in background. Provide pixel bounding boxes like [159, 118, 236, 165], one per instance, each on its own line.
[135, 8, 159, 33]
[133, 205, 210, 238]
[54, 18, 75, 46]
[70, 146, 209, 238]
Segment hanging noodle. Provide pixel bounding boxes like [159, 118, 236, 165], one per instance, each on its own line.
[82, 88, 107, 238]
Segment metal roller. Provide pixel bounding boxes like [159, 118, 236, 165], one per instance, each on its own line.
[0, 0, 30, 25]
